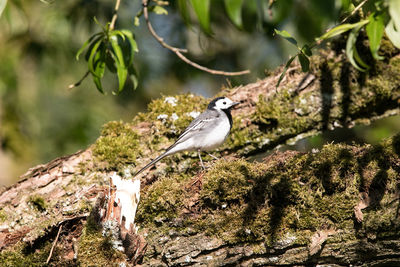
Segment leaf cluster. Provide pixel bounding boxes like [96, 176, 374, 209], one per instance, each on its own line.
[275, 0, 400, 86]
[76, 20, 138, 94]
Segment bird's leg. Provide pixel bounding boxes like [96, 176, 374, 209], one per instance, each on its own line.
[198, 149, 205, 170]
[207, 152, 219, 161]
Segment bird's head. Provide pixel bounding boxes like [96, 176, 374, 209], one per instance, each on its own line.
[208, 97, 240, 111]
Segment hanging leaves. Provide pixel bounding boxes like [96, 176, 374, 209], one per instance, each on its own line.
[76, 26, 139, 94]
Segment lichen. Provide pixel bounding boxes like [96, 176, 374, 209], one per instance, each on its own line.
[134, 94, 207, 138]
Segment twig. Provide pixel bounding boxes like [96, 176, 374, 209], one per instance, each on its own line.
[142, 0, 250, 76]
[46, 224, 63, 264]
[340, 0, 368, 24]
[68, 71, 90, 89]
[110, 0, 121, 30]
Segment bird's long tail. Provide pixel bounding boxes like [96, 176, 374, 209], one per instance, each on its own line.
[133, 150, 173, 177]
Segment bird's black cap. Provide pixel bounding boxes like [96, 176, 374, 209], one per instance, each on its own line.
[207, 97, 226, 109]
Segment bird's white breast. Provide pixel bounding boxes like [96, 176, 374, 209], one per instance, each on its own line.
[198, 111, 231, 151]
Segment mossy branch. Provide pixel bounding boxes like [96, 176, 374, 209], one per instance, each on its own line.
[1, 40, 400, 266]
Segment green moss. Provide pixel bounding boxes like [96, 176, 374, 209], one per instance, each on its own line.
[138, 135, 400, 248]
[93, 120, 141, 171]
[0, 241, 54, 267]
[0, 209, 6, 222]
[136, 173, 190, 225]
[77, 216, 125, 266]
[28, 195, 48, 212]
[134, 94, 207, 137]
[200, 159, 256, 207]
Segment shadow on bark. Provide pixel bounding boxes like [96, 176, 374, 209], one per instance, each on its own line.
[320, 62, 334, 130]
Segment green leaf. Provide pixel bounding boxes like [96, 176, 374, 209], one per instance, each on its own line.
[318, 19, 369, 41]
[110, 30, 126, 41]
[110, 36, 125, 67]
[76, 33, 102, 60]
[110, 36, 128, 92]
[274, 29, 298, 46]
[92, 55, 106, 93]
[90, 45, 106, 93]
[302, 44, 312, 57]
[105, 52, 117, 73]
[276, 55, 296, 87]
[346, 26, 369, 72]
[128, 65, 139, 90]
[385, 19, 400, 49]
[190, 0, 211, 34]
[0, 0, 7, 18]
[341, 0, 351, 12]
[110, 51, 128, 93]
[121, 29, 138, 67]
[366, 12, 385, 60]
[134, 16, 140, 26]
[177, 0, 191, 26]
[224, 0, 243, 28]
[298, 53, 310, 72]
[87, 39, 103, 74]
[152, 5, 168, 15]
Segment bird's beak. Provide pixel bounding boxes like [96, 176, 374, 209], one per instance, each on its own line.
[231, 101, 240, 108]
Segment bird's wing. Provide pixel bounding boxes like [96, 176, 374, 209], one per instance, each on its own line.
[172, 110, 220, 145]
[133, 110, 220, 177]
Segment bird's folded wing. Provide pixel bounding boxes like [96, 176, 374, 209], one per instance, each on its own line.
[174, 115, 217, 143]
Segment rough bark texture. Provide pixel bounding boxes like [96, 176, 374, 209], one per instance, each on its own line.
[1, 41, 400, 266]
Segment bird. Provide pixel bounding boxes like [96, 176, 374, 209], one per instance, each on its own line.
[134, 96, 240, 177]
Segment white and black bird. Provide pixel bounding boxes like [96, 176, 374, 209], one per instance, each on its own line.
[134, 96, 240, 176]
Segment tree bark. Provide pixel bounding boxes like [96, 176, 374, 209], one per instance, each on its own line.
[1, 42, 400, 266]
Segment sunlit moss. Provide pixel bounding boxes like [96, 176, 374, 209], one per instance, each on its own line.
[0, 209, 6, 222]
[77, 216, 125, 266]
[136, 173, 190, 226]
[0, 241, 54, 267]
[138, 135, 400, 247]
[28, 195, 48, 212]
[134, 94, 207, 137]
[92, 120, 141, 171]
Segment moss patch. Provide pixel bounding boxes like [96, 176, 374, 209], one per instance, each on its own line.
[28, 195, 48, 212]
[136, 173, 190, 226]
[93, 120, 141, 171]
[77, 217, 125, 266]
[138, 135, 400, 247]
[0, 241, 54, 267]
[134, 94, 207, 136]
[0, 209, 7, 222]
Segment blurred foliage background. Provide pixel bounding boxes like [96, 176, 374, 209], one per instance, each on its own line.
[0, 0, 399, 185]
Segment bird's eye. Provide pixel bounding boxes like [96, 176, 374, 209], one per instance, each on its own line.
[223, 101, 226, 105]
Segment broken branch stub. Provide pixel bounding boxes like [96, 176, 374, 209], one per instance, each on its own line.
[97, 173, 147, 264]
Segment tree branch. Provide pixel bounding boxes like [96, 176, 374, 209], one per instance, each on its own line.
[68, 71, 89, 89]
[340, 0, 368, 24]
[46, 224, 62, 264]
[142, 0, 250, 76]
[110, 0, 121, 30]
